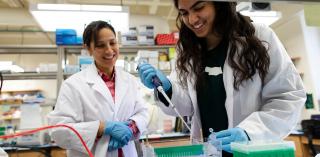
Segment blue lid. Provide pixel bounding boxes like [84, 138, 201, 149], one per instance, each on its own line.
[56, 29, 77, 36]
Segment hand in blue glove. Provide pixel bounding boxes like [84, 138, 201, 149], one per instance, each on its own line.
[108, 137, 125, 151]
[104, 121, 132, 145]
[215, 128, 249, 153]
[137, 63, 171, 91]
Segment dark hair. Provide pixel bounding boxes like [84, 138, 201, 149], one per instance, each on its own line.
[173, 1, 270, 90]
[83, 20, 116, 48]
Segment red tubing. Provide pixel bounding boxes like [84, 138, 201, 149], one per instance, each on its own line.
[0, 124, 94, 157]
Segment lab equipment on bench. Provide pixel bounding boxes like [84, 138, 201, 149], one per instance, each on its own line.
[231, 141, 295, 157]
[17, 104, 45, 145]
[0, 124, 94, 157]
[205, 128, 222, 157]
[154, 144, 204, 157]
[141, 142, 222, 157]
[140, 128, 222, 157]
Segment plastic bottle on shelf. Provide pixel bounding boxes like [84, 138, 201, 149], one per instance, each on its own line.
[124, 56, 130, 72]
[130, 57, 137, 72]
[5, 125, 15, 145]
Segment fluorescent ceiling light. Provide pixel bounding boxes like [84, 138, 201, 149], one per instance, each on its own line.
[81, 5, 122, 12]
[30, 3, 128, 34]
[240, 10, 282, 26]
[37, 4, 123, 12]
[236, 2, 281, 26]
[38, 4, 80, 11]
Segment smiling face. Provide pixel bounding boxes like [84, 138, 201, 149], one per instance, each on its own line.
[88, 28, 119, 74]
[178, 0, 216, 38]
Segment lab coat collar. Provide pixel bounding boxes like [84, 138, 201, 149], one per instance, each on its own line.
[85, 64, 115, 107]
[85, 64, 129, 114]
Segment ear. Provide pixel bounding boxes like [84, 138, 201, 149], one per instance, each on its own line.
[83, 44, 93, 56]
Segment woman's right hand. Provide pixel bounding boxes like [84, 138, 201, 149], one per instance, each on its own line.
[137, 63, 171, 91]
[104, 121, 132, 145]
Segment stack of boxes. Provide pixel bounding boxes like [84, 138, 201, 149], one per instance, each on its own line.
[121, 25, 155, 46]
[121, 27, 138, 46]
[138, 25, 155, 45]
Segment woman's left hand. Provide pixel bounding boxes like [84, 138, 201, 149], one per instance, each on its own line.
[215, 127, 249, 153]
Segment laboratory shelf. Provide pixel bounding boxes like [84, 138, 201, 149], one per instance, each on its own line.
[0, 45, 57, 54]
[0, 117, 20, 121]
[130, 70, 171, 77]
[2, 73, 57, 80]
[0, 44, 175, 94]
[63, 70, 171, 78]
[61, 45, 175, 54]
[0, 102, 56, 107]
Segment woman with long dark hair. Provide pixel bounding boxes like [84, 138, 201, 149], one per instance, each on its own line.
[138, 1, 305, 156]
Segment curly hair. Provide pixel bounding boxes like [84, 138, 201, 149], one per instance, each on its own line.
[173, 1, 270, 90]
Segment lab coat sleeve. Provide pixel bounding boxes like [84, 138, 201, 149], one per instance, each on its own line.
[129, 78, 149, 137]
[237, 24, 306, 141]
[155, 66, 194, 117]
[47, 82, 99, 153]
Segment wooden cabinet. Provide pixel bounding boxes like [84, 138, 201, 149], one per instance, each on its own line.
[284, 134, 320, 157]
[285, 135, 304, 157]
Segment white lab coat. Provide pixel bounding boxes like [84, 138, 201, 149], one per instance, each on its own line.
[157, 23, 306, 142]
[48, 64, 149, 157]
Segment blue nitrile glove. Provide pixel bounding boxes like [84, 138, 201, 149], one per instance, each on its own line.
[108, 137, 125, 151]
[215, 128, 249, 153]
[104, 121, 133, 145]
[137, 63, 171, 91]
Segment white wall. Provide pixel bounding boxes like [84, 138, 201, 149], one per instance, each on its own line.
[274, 11, 320, 120]
[298, 11, 320, 119]
[302, 15, 320, 108]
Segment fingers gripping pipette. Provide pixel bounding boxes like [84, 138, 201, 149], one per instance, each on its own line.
[137, 62, 191, 132]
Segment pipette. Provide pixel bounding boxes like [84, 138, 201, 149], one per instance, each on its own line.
[137, 62, 191, 132]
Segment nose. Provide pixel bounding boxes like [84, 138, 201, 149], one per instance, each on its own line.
[188, 12, 199, 26]
[104, 44, 113, 53]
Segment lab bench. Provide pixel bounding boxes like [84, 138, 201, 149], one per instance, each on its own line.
[0, 132, 312, 157]
[2, 143, 66, 157]
[141, 132, 310, 157]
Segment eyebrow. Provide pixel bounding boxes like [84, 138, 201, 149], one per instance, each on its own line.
[179, 1, 205, 12]
[97, 37, 116, 42]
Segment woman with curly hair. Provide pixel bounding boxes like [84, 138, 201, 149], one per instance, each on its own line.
[138, 1, 306, 156]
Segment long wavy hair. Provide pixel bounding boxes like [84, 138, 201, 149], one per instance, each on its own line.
[173, 1, 270, 90]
